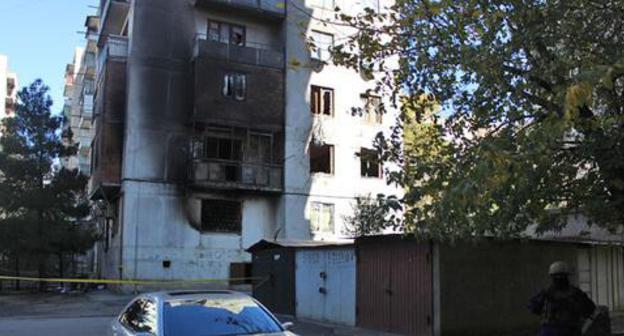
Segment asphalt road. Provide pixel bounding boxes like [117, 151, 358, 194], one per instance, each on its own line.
[0, 316, 113, 336]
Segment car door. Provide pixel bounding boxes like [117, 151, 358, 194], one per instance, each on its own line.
[112, 297, 158, 336]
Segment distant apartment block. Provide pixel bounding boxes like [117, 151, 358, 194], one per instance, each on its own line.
[61, 16, 99, 173]
[0, 55, 18, 122]
[85, 0, 398, 282]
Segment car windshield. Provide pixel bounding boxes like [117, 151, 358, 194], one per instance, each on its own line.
[163, 296, 283, 336]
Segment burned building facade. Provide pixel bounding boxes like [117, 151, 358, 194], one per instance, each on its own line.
[91, 0, 399, 281]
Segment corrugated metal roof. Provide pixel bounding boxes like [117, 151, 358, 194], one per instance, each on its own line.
[246, 239, 354, 252]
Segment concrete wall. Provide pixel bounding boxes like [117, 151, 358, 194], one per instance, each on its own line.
[282, 0, 401, 240]
[437, 240, 579, 336]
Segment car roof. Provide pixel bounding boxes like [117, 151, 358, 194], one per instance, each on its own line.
[143, 290, 255, 302]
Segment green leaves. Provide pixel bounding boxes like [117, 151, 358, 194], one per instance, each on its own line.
[332, 0, 624, 240]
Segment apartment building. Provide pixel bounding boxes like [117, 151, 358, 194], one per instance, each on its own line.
[61, 16, 99, 173]
[0, 55, 18, 123]
[91, 0, 399, 282]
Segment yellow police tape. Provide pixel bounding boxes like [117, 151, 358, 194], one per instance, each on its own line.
[0, 274, 269, 286]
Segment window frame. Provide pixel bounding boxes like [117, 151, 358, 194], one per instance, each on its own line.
[360, 93, 383, 124]
[222, 72, 247, 102]
[207, 20, 246, 47]
[310, 201, 335, 234]
[360, 147, 383, 178]
[310, 85, 334, 116]
[309, 30, 334, 62]
[310, 142, 335, 175]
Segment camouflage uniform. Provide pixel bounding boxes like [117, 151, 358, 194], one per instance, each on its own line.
[529, 285, 596, 336]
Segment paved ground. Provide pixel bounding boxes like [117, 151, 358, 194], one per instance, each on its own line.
[0, 291, 390, 336]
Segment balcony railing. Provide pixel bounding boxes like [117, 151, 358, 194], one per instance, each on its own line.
[99, 0, 130, 41]
[97, 35, 128, 78]
[82, 94, 94, 119]
[194, 0, 285, 19]
[193, 34, 284, 69]
[190, 158, 283, 192]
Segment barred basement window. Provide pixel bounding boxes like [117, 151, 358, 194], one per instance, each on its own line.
[223, 73, 246, 101]
[200, 200, 242, 233]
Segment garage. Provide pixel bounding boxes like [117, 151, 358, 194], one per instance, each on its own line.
[356, 236, 433, 336]
[295, 247, 356, 325]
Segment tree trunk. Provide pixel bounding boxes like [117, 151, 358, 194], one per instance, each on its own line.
[58, 253, 64, 291]
[58, 253, 64, 279]
[14, 253, 20, 291]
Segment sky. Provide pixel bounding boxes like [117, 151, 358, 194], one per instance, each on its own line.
[0, 0, 97, 114]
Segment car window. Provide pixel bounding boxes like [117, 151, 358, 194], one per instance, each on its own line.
[120, 298, 158, 334]
[163, 296, 282, 336]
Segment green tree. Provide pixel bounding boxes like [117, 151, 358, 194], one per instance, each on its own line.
[344, 194, 401, 237]
[331, 1, 624, 239]
[0, 80, 96, 285]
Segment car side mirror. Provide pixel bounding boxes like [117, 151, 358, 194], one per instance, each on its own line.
[282, 322, 295, 330]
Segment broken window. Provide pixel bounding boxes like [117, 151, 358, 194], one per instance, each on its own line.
[310, 142, 334, 174]
[207, 20, 246, 46]
[310, 202, 335, 234]
[200, 199, 242, 233]
[311, 85, 334, 116]
[199, 137, 242, 161]
[361, 94, 383, 124]
[246, 133, 273, 164]
[360, 148, 382, 178]
[223, 73, 246, 101]
[310, 30, 334, 61]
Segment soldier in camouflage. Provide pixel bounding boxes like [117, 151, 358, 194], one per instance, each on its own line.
[528, 261, 596, 336]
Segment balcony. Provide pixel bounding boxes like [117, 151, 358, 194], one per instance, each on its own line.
[82, 94, 94, 120]
[193, 0, 285, 21]
[98, 0, 129, 44]
[97, 35, 128, 78]
[190, 159, 283, 193]
[188, 131, 284, 193]
[193, 35, 284, 69]
[192, 37, 285, 129]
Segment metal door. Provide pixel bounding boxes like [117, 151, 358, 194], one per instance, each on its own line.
[296, 248, 356, 325]
[357, 241, 433, 335]
[357, 243, 392, 331]
[296, 249, 325, 321]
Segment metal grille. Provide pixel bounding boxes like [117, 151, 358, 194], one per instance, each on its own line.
[200, 200, 242, 233]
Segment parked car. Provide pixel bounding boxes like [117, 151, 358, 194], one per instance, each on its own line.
[110, 290, 296, 336]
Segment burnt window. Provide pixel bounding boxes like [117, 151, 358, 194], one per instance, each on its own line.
[310, 142, 334, 174]
[360, 148, 382, 178]
[223, 73, 246, 101]
[311, 86, 334, 116]
[310, 30, 334, 61]
[201, 200, 242, 233]
[246, 133, 273, 164]
[200, 137, 242, 161]
[207, 20, 246, 46]
[361, 94, 382, 124]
